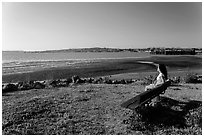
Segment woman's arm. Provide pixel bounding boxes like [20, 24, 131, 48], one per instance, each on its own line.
[155, 74, 165, 86]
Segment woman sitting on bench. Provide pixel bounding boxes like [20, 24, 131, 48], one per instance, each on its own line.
[145, 64, 168, 104]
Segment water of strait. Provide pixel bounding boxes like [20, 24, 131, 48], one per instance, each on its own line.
[2, 51, 150, 75]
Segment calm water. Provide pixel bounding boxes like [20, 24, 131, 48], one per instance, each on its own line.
[2, 51, 150, 75]
[2, 51, 149, 63]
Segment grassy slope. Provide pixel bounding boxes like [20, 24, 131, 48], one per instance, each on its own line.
[2, 55, 202, 83]
[2, 81, 202, 135]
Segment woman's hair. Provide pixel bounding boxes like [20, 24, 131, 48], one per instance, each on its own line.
[158, 64, 168, 80]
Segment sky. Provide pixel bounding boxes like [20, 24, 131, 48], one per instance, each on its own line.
[2, 2, 202, 51]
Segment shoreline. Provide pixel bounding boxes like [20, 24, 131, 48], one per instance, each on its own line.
[2, 56, 153, 75]
[2, 55, 202, 83]
[3, 55, 201, 75]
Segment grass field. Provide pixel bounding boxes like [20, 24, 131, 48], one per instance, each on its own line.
[2, 55, 202, 135]
[2, 81, 202, 135]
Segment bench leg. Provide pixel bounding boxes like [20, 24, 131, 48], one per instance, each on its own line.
[147, 96, 160, 107]
[156, 96, 160, 102]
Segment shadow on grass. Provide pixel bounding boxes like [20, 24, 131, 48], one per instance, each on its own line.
[125, 96, 202, 134]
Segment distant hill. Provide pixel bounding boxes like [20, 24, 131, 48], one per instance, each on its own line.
[3, 47, 201, 53]
[20, 47, 139, 53]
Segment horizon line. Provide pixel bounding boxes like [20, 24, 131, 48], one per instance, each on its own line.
[2, 47, 202, 52]
[2, 46, 202, 52]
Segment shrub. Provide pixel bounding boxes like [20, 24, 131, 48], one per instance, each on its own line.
[171, 76, 181, 84]
[184, 73, 201, 83]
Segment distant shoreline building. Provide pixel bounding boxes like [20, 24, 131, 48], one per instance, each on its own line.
[150, 48, 199, 55]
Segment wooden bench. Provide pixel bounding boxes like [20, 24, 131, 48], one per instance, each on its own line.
[121, 80, 171, 111]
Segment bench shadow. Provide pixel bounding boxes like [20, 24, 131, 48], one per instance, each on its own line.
[126, 96, 201, 132]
